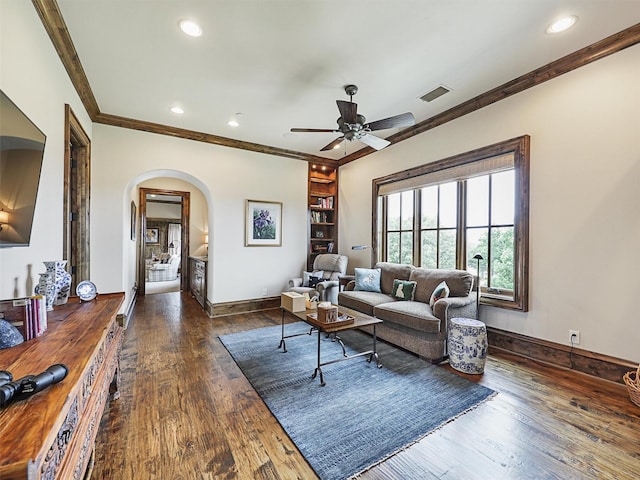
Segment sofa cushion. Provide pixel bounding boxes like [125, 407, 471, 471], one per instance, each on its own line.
[374, 262, 414, 295]
[429, 281, 450, 307]
[392, 279, 417, 301]
[410, 268, 474, 303]
[354, 268, 382, 292]
[373, 301, 441, 334]
[338, 291, 395, 316]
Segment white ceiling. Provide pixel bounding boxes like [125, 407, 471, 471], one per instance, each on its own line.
[56, 1, 640, 161]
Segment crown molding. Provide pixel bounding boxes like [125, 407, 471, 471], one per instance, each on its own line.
[339, 23, 640, 166]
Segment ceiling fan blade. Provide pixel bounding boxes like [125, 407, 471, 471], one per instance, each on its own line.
[320, 137, 344, 152]
[336, 100, 357, 124]
[365, 112, 415, 131]
[290, 128, 337, 133]
[359, 133, 391, 151]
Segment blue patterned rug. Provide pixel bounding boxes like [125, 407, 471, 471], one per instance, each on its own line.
[219, 322, 495, 480]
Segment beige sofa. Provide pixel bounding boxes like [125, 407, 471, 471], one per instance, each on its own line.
[338, 262, 477, 362]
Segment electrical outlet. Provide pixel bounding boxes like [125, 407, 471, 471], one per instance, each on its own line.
[262, 288, 268, 297]
[569, 330, 580, 345]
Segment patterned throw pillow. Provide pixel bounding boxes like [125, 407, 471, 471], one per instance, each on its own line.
[303, 270, 324, 287]
[308, 276, 323, 288]
[354, 268, 382, 293]
[392, 279, 417, 301]
[429, 281, 450, 307]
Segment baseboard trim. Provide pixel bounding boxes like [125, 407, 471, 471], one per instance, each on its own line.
[487, 327, 636, 385]
[118, 284, 138, 328]
[211, 296, 280, 318]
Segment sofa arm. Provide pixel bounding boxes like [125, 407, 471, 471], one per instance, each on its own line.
[289, 277, 303, 288]
[317, 280, 339, 303]
[433, 293, 478, 323]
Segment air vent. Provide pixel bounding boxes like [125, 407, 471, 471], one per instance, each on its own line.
[420, 85, 451, 103]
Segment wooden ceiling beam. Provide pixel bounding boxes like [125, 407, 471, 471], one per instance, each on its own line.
[95, 113, 333, 164]
[32, 2, 639, 168]
[32, 0, 101, 120]
[339, 23, 640, 166]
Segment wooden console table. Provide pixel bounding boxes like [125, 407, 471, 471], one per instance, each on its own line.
[0, 292, 124, 480]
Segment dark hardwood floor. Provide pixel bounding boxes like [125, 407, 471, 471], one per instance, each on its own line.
[92, 292, 640, 479]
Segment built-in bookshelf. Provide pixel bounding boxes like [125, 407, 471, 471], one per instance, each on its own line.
[308, 164, 338, 270]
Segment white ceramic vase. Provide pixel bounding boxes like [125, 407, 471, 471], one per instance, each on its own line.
[43, 260, 72, 306]
[36, 272, 55, 311]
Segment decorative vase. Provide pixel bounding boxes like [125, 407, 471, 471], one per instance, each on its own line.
[36, 272, 55, 311]
[43, 260, 72, 306]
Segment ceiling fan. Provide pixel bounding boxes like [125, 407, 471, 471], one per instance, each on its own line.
[291, 84, 415, 152]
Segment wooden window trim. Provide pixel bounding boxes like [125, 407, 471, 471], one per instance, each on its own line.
[372, 135, 530, 311]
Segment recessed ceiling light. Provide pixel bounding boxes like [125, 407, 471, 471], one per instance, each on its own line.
[546, 16, 577, 34]
[227, 113, 242, 127]
[170, 106, 184, 114]
[179, 19, 202, 37]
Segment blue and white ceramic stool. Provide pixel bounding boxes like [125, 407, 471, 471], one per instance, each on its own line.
[448, 317, 488, 374]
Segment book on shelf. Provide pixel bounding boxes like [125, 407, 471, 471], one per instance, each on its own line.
[314, 196, 334, 209]
[311, 211, 330, 223]
[0, 296, 47, 341]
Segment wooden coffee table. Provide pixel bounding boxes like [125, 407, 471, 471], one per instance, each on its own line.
[279, 304, 382, 386]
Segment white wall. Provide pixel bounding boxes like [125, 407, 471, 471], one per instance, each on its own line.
[339, 44, 640, 362]
[146, 202, 182, 220]
[92, 125, 309, 309]
[2, 1, 637, 362]
[0, 1, 92, 298]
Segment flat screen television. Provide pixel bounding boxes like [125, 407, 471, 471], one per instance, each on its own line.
[0, 89, 46, 247]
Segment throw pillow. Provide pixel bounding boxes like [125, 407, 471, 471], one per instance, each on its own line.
[308, 276, 323, 288]
[392, 279, 417, 301]
[303, 270, 324, 287]
[429, 280, 450, 307]
[354, 268, 382, 293]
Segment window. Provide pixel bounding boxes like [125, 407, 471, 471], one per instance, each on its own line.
[420, 182, 458, 269]
[386, 190, 414, 264]
[373, 136, 529, 311]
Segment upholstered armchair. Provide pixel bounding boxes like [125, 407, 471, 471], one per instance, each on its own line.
[147, 255, 181, 282]
[288, 254, 348, 304]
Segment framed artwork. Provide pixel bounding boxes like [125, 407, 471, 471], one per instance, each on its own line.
[130, 201, 136, 241]
[145, 228, 159, 244]
[245, 200, 282, 246]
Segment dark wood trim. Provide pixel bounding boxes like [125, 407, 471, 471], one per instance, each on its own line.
[488, 327, 637, 385]
[210, 297, 280, 318]
[64, 104, 91, 293]
[340, 23, 640, 166]
[94, 112, 331, 164]
[33, 2, 639, 166]
[372, 135, 530, 311]
[139, 188, 190, 296]
[32, 0, 100, 119]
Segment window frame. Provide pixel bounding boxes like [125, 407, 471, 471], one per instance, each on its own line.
[372, 136, 530, 311]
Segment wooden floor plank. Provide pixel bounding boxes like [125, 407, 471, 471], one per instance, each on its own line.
[92, 292, 640, 479]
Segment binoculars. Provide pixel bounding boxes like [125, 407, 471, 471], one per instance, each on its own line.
[0, 364, 69, 409]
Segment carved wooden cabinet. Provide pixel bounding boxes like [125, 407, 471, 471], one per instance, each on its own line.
[189, 256, 208, 309]
[0, 293, 124, 480]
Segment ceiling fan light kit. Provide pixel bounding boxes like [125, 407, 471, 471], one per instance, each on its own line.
[291, 84, 415, 152]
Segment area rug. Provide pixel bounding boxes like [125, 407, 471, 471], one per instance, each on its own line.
[219, 322, 495, 480]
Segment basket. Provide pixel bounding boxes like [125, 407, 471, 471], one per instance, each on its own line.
[623, 365, 640, 407]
